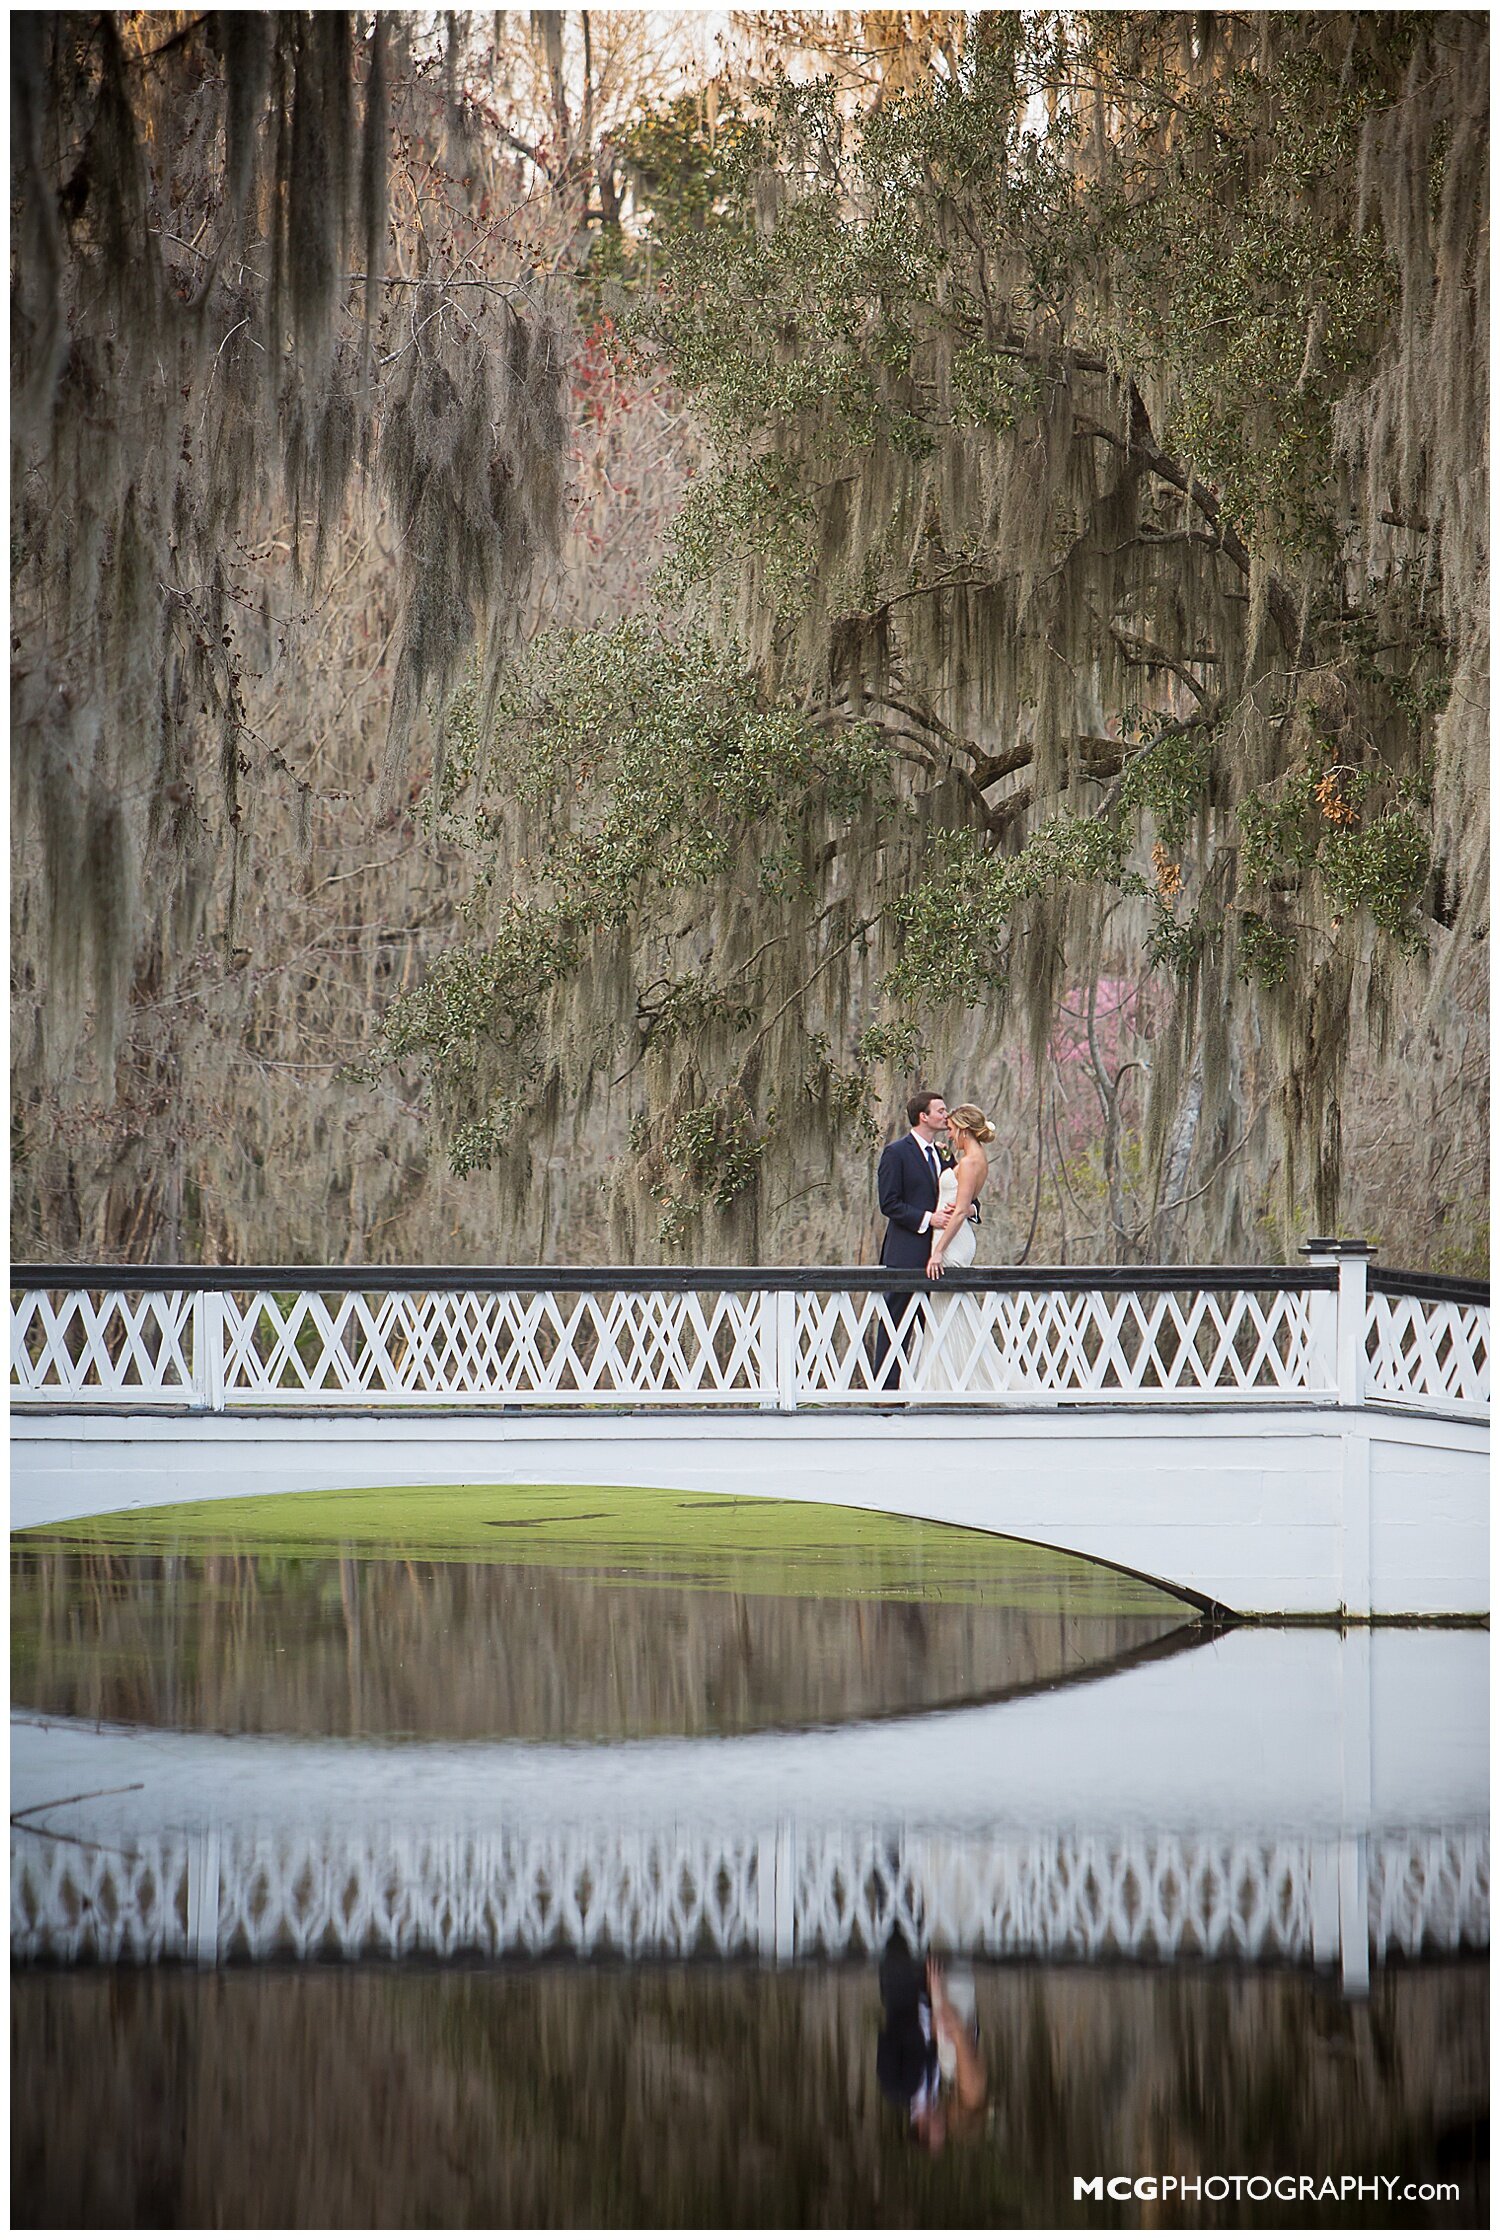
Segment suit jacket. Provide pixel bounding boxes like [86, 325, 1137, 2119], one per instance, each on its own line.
[878, 1134, 943, 1269]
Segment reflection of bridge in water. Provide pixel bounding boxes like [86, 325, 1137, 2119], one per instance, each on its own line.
[13, 1819, 1486, 1986]
[10, 1249, 1490, 1616]
[13, 1629, 1486, 1994]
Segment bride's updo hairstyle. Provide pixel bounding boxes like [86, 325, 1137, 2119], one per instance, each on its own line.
[947, 1104, 995, 1144]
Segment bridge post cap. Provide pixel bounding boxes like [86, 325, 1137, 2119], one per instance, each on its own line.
[1299, 1237, 1375, 1259]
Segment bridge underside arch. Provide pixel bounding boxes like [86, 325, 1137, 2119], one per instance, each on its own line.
[11, 1403, 1488, 1618]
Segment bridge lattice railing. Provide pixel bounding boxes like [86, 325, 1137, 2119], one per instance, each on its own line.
[8, 1254, 1487, 1416]
[11, 1822, 1487, 1971]
[1365, 1277, 1489, 1415]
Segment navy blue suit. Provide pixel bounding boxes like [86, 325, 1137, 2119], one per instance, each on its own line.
[872, 1133, 942, 1387]
[878, 1134, 942, 1268]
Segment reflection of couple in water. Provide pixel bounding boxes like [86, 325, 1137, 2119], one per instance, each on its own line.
[876, 1929, 988, 2152]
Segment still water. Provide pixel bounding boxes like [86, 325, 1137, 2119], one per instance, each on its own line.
[10, 1497, 1489, 2228]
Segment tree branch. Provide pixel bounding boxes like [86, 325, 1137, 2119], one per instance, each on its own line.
[1109, 626, 1209, 705]
[971, 743, 1033, 790]
[1123, 384, 1302, 652]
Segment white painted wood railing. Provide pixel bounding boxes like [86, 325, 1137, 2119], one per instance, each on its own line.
[1364, 1282, 1491, 1417]
[9, 1247, 1487, 1417]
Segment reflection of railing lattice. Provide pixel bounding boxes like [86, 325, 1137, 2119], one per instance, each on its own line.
[1367, 1832, 1492, 1957]
[12, 1825, 1487, 1971]
[10, 1258, 1486, 1416]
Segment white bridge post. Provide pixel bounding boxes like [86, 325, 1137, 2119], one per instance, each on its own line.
[188, 1827, 222, 1966]
[191, 1290, 226, 1413]
[759, 1291, 797, 1411]
[774, 1820, 796, 1963]
[1302, 1241, 1340, 1397]
[1309, 1840, 1340, 1966]
[1334, 1245, 1371, 1408]
[1335, 1245, 1374, 1615]
[776, 1291, 798, 1412]
[755, 1821, 797, 1960]
[1301, 1235, 1373, 1405]
[1304, 1240, 1377, 1616]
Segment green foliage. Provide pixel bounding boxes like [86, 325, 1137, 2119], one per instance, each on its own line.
[1237, 913, 1298, 992]
[851, 1019, 923, 1074]
[658, 459, 818, 618]
[802, 1033, 877, 1139]
[1145, 906, 1204, 978]
[1237, 770, 1430, 953]
[638, 26, 1408, 564]
[660, 1090, 769, 1222]
[448, 1101, 532, 1181]
[890, 819, 1145, 1006]
[1238, 774, 1325, 885]
[373, 909, 585, 1067]
[373, 622, 888, 1228]
[371, 15, 1482, 1250]
[1093, 36, 1404, 553]
[614, 94, 754, 239]
[1319, 811, 1431, 952]
[1114, 725, 1214, 853]
[948, 344, 1048, 433]
[442, 620, 883, 868]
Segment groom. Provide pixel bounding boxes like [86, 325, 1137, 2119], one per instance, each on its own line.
[871, 1089, 949, 1390]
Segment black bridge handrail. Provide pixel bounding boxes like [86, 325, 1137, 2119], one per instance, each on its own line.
[11, 1260, 1347, 1295]
[1368, 1265, 1490, 1309]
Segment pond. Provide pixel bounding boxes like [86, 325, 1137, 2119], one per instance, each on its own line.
[10, 1488, 1489, 2228]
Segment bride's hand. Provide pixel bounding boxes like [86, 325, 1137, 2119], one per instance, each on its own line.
[926, 1246, 945, 1279]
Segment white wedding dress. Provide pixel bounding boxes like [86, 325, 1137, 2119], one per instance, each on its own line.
[915, 1170, 1005, 1393]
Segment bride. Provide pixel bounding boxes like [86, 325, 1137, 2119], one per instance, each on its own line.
[918, 1104, 1004, 1392]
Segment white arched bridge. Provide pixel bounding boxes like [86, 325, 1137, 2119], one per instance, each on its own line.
[10, 1244, 1488, 1618]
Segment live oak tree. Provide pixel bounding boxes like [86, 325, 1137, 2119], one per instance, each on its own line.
[11, 12, 569, 1099]
[10, 13, 623, 1264]
[374, 11, 1486, 1258]
[11, 13, 724, 1272]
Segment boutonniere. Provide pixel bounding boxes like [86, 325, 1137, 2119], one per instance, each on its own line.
[937, 1145, 957, 1169]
